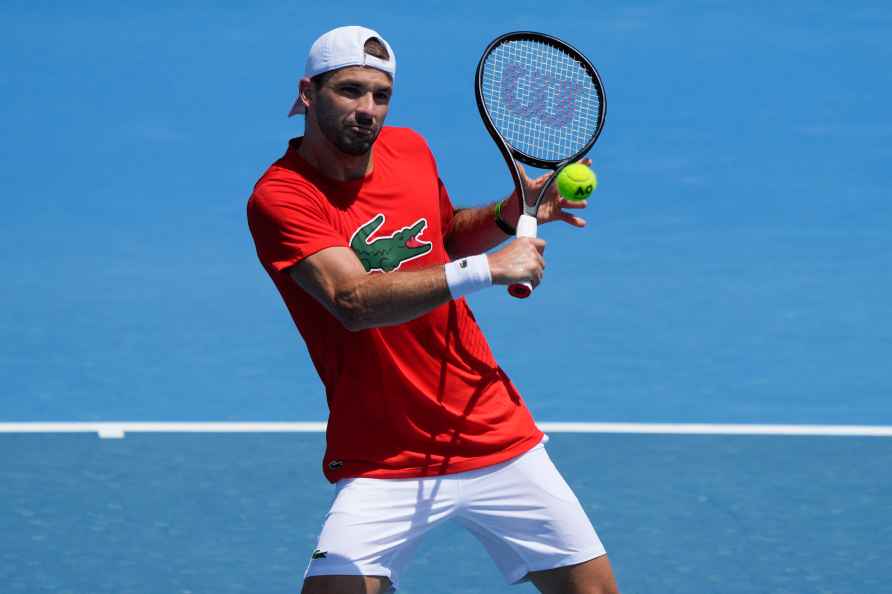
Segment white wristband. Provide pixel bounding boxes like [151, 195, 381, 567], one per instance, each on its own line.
[444, 254, 492, 299]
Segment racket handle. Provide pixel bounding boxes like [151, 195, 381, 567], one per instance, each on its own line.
[508, 214, 538, 299]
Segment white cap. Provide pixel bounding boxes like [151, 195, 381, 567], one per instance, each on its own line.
[288, 25, 396, 116]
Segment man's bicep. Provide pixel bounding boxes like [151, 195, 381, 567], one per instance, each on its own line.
[287, 247, 367, 317]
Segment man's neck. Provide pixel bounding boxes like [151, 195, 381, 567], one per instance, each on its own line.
[297, 133, 373, 182]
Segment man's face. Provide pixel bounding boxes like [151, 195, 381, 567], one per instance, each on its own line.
[307, 67, 393, 156]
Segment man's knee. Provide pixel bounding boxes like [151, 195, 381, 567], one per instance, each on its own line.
[301, 574, 392, 594]
[528, 555, 620, 594]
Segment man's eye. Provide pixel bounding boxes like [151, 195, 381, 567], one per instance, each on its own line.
[339, 86, 362, 97]
[374, 92, 391, 103]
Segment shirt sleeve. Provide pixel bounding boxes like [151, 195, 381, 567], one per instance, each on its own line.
[247, 173, 347, 273]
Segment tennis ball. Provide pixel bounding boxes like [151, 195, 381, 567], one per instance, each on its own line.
[556, 163, 597, 202]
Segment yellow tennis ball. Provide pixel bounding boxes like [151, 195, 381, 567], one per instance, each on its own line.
[556, 163, 597, 201]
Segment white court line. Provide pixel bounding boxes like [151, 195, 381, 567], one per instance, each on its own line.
[1, 422, 892, 439]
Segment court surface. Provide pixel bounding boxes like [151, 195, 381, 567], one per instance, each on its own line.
[3, 430, 891, 594]
[3, 1, 892, 593]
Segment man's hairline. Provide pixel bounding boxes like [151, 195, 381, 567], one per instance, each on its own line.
[310, 65, 394, 88]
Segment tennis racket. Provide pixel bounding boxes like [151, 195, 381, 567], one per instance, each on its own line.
[475, 31, 606, 298]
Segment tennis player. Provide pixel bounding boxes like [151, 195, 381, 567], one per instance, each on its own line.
[247, 25, 620, 594]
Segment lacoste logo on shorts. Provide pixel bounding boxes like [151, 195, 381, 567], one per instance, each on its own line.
[328, 460, 344, 469]
[459, 259, 468, 268]
[311, 549, 327, 560]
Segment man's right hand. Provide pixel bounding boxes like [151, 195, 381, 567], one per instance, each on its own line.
[487, 238, 546, 289]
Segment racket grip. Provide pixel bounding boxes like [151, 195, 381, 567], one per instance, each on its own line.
[508, 214, 538, 299]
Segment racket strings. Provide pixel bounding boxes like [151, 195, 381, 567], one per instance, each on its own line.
[481, 39, 601, 162]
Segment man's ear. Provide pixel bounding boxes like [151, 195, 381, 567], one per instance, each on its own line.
[298, 77, 313, 112]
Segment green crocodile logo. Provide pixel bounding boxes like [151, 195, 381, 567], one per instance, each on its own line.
[350, 214, 432, 272]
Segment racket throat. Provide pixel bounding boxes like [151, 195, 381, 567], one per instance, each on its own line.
[523, 170, 560, 217]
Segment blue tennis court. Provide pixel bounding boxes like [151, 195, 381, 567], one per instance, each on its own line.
[3, 0, 892, 592]
[4, 431, 891, 593]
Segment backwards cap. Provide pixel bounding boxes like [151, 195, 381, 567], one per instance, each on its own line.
[288, 25, 396, 116]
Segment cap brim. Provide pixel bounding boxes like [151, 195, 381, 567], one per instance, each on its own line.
[288, 96, 305, 116]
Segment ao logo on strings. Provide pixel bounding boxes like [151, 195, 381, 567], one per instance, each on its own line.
[500, 63, 581, 128]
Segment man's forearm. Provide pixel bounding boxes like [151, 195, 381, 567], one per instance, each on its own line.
[445, 195, 520, 259]
[335, 265, 453, 331]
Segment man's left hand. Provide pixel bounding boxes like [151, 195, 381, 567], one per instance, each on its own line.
[514, 158, 592, 228]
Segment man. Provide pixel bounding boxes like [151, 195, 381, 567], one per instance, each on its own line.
[247, 25, 619, 594]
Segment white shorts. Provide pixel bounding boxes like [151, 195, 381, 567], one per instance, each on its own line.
[304, 437, 606, 590]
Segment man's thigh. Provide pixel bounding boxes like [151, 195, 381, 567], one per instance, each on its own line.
[304, 476, 459, 589]
[459, 441, 608, 585]
[528, 555, 620, 594]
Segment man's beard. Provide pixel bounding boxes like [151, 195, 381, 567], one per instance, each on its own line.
[331, 125, 381, 156]
[317, 110, 381, 156]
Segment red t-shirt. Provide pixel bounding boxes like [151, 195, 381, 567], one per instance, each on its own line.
[247, 126, 543, 482]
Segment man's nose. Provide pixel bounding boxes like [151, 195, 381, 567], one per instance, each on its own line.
[355, 92, 376, 115]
